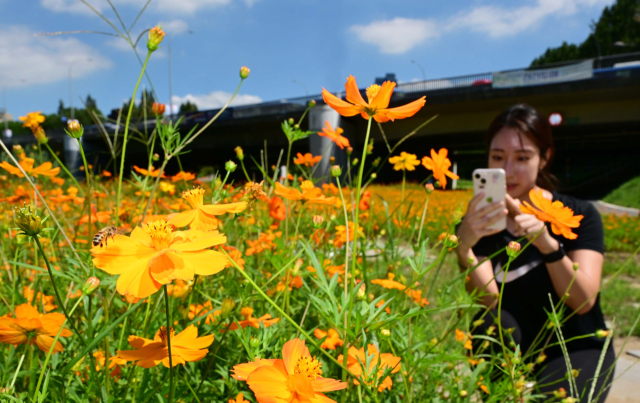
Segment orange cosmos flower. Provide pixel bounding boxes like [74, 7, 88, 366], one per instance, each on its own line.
[91, 220, 229, 298]
[318, 120, 350, 149]
[19, 111, 45, 130]
[222, 306, 280, 331]
[519, 188, 583, 240]
[371, 273, 406, 291]
[333, 221, 363, 248]
[117, 325, 213, 368]
[269, 196, 286, 221]
[233, 338, 347, 402]
[23, 287, 57, 312]
[229, 393, 247, 403]
[0, 304, 72, 354]
[322, 183, 339, 195]
[171, 171, 196, 182]
[152, 102, 165, 115]
[389, 152, 420, 171]
[167, 187, 247, 231]
[314, 328, 344, 350]
[294, 153, 322, 167]
[79, 205, 111, 225]
[1, 185, 31, 204]
[338, 344, 401, 392]
[189, 301, 221, 325]
[322, 75, 426, 123]
[275, 181, 336, 205]
[133, 165, 166, 178]
[245, 232, 280, 256]
[0, 154, 60, 178]
[421, 148, 459, 189]
[101, 170, 112, 178]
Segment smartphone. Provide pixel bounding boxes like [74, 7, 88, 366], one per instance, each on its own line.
[472, 168, 506, 231]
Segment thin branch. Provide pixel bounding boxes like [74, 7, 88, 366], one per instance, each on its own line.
[35, 30, 121, 37]
[79, 0, 125, 38]
[129, 0, 154, 33]
[106, 0, 128, 34]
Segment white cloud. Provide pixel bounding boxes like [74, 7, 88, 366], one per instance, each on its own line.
[0, 25, 112, 88]
[171, 91, 262, 110]
[350, 0, 614, 54]
[350, 18, 440, 55]
[158, 20, 189, 35]
[41, 0, 233, 15]
[447, 0, 614, 38]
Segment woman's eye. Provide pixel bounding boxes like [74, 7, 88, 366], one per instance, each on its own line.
[518, 156, 530, 162]
[491, 155, 502, 161]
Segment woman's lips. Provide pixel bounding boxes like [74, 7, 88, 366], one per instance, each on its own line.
[507, 184, 517, 191]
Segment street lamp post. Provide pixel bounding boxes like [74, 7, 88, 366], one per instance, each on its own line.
[69, 58, 92, 120]
[292, 79, 309, 96]
[411, 60, 427, 81]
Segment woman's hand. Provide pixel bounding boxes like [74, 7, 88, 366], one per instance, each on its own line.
[505, 194, 559, 254]
[456, 193, 508, 251]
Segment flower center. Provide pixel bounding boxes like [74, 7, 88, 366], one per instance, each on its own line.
[144, 220, 174, 250]
[157, 326, 175, 346]
[182, 187, 205, 209]
[240, 306, 254, 320]
[551, 201, 563, 209]
[300, 181, 314, 191]
[294, 356, 323, 380]
[366, 84, 381, 104]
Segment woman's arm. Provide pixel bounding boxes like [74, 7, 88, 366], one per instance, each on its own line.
[456, 246, 499, 308]
[509, 195, 603, 314]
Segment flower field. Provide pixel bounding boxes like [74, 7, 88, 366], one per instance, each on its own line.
[1, 17, 639, 403]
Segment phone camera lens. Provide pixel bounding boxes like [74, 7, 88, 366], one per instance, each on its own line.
[474, 173, 480, 179]
[480, 178, 486, 184]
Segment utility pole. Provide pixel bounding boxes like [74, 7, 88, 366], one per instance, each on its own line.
[2, 87, 7, 133]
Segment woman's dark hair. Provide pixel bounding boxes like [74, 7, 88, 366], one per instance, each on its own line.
[486, 103, 558, 190]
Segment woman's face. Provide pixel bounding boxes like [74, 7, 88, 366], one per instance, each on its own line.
[488, 127, 547, 200]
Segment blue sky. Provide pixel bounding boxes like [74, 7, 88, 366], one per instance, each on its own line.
[0, 0, 614, 118]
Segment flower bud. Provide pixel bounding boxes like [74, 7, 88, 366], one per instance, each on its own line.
[444, 234, 458, 248]
[554, 388, 567, 398]
[240, 66, 250, 79]
[425, 183, 434, 193]
[147, 26, 165, 52]
[329, 156, 335, 164]
[33, 126, 48, 144]
[434, 180, 441, 189]
[352, 158, 359, 166]
[537, 352, 547, 363]
[459, 390, 468, 398]
[331, 165, 342, 177]
[346, 147, 353, 155]
[430, 337, 438, 346]
[312, 215, 324, 229]
[153, 153, 160, 161]
[473, 319, 484, 327]
[152, 102, 165, 116]
[573, 262, 579, 271]
[370, 173, 377, 179]
[250, 337, 261, 348]
[221, 298, 236, 317]
[288, 118, 295, 125]
[225, 160, 238, 172]
[506, 241, 521, 258]
[380, 329, 391, 339]
[234, 146, 244, 161]
[294, 124, 299, 129]
[14, 204, 43, 236]
[356, 283, 366, 300]
[372, 157, 380, 167]
[308, 99, 316, 108]
[13, 144, 23, 153]
[82, 277, 100, 295]
[595, 329, 610, 338]
[66, 119, 84, 139]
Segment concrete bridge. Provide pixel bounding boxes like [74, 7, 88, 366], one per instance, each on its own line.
[5, 52, 640, 199]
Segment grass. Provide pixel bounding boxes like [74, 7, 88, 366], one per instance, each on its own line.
[603, 175, 640, 209]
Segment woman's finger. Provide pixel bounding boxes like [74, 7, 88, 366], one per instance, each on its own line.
[475, 208, 508, 229]
[467, 193, 485, 214]
[469, 201, 504, 220]
[505, 194, 522, 218]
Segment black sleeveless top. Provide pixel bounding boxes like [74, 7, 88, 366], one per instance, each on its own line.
[470, 191, 608, 359]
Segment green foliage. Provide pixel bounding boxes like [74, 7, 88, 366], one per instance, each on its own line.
[603, 175, 640, 209]
[179, 101, 198, 113]
[531, 0, 640, 66]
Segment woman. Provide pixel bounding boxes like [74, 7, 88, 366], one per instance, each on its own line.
[455, 104, 615, 401]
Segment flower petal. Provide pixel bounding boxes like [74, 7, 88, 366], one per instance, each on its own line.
[281, 338, 309, 375]
[377, 97, 426, 122]
[322, 89, 363, 117]
[167, 209, 197, 229]
[369, 81, 395, 110]
[344, 75, 367, 107]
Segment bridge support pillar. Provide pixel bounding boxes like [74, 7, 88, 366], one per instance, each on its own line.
[64, 135, 80, 176]
[308, 105, 354, 184]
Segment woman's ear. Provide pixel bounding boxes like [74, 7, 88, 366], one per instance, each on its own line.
[539, 149, 552, 170]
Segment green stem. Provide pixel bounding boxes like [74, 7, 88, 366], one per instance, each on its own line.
[497, 257, 514, 368]
[33, 237, 84, 346]
[240, 159, 251, 182]
[416, 192, 430, 248]
[220, 249, 376, 397]
[285, 140, 292, 185]
[115, 51, 152, 227]
[44, 143, 83, 192]
[336, 177, 350, 386]
[350, 117, 373, 287]
[401, 171, 406, 203]
[77, 138, 93, 240]
[164, 285, 175, 403]
[33, 297, 83, 400]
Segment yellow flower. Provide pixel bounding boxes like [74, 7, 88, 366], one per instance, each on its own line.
[167, 187, 247, 231]
[388, 152, 420, 171]
[19, 111, 45, 130]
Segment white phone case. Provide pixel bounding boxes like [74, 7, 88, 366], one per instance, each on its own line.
[472, 168, 506, 231]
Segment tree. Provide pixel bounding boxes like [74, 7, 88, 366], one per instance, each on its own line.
[532, 0, 640, 66]
[179, 101, 198, 113]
